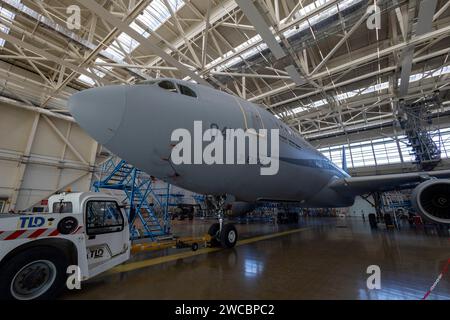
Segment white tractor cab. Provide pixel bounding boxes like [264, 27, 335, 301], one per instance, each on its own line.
[0, 192, 130, 300]
[0, 192, 238, 300]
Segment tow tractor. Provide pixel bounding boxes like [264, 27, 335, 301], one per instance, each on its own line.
[0, 192, 237, 300]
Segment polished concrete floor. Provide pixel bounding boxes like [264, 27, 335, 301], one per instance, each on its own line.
[62, 217, 450, 300]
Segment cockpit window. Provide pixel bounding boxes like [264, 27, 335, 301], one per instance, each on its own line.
[178, 84, 197, 98]
[158, 80, 178, 93]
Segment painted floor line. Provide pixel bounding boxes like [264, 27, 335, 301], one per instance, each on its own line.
[109, 227, 310, 274]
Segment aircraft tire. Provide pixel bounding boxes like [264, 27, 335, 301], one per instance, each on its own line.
[208, 223, 221, 247]
[0, 246, 68, 300]
[220, 223, 238, 248]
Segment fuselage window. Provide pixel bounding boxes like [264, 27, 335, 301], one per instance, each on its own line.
[158, 80, 178, 93]
[178, 84, 197, 98]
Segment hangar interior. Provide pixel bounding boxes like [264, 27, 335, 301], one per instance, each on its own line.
[0, 0, 449, 300]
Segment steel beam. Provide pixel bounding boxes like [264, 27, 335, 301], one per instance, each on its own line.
[0, 30, 106, 84]
[76, 0, 210, 86]
[235, 0, 286, 60]
[249, 24, 450, 102]
[399, 0, 438, 97]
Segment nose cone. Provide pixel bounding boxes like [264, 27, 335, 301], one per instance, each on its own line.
[69, 86, 127, 145]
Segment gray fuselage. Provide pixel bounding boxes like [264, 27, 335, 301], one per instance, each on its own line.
[69, 78, 354, 207]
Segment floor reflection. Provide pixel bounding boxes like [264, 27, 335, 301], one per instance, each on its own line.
[62, 217, 450, 300]
[244, 258, 264, 278]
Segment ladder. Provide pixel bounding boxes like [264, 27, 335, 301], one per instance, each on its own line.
[397, 92, 442, 170]
[93, 157, 171, 240]
[382, 191, 412, 229]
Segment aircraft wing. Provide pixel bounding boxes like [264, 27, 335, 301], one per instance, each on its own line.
[328, 169, 450, 195]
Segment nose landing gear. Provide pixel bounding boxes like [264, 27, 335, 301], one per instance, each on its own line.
[207, 195, 238, 248]
[208, 222, 237, 248]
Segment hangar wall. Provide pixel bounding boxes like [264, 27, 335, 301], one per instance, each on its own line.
[309, 115, 450, 148]
[348, 196, 375, 217]
[0, 101, 98, 212]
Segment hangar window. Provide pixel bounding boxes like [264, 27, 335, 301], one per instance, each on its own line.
[178, 84, 197, 98]
[158, 81, 178, 93]
[318, 134, 425, 169]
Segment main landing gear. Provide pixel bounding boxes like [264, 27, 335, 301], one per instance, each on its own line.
[206, 195, 238, 248]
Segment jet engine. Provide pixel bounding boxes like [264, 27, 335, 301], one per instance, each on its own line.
[412, 179, 450, 224]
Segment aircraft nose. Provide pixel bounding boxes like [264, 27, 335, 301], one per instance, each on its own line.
[69, 86, 127, 145]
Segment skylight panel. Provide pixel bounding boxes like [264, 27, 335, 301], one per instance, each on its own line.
[292, 106, 307, 113]
[433, 65, 450, 76]
[0, 2, 19, 47]
[336, 91, 357, 100]
[207, 34, 269, 71]
[78, 74, 96, 86]
[133, 0, 185, 33]
[77, 58, 112, 86]
[208, 0, 363, 72]
[277, 66, 449, 118]
[283, 0, 363, 38]
[102, 0, 185, 63]
[398, 65, 450, 86]
[102, 43, 125, 62]
[0, 6, 15, 20]
[0, 25, 8, 47]
[148, 1, 172, 29]
[102, 33, 143, 60]
[359, 82, 390, 95]
[117, 32, 140, 54]
[130, 21, 150, 38]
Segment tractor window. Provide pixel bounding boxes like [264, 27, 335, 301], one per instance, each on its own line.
[53, 201, 73, 213]
[86, 201, 124, 235]
[178, 84, 197, 98]
[158, 80, 178, 93]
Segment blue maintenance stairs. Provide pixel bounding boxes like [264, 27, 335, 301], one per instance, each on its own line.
[93, 158, 171, 240]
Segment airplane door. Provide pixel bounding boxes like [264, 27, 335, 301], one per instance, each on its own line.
[232, 96, 265, 131]
[84, 200, 129, 269]
[244, 103, 265, 131]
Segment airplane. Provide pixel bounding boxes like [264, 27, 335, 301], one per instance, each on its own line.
[69, 78, 450, 247]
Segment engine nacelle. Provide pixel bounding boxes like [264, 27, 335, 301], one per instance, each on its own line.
[412, 179, 450, 225]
